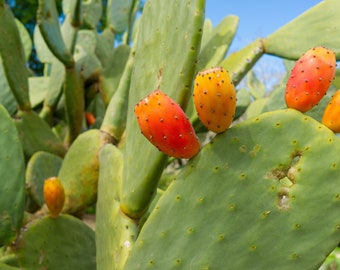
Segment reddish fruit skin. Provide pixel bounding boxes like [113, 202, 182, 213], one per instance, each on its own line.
[43, 177, 65, 218]
[85, 112, 96, 126]
[134, 90, 200, 159]
[285, 46, 336, 112]
[322, 89, 340, 132]
[193, 66, 236, 133]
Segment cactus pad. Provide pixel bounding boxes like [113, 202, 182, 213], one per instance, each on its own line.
[124, 109, 340, 269]
[13, 110, 67, 159]
[197, 15, 238, 70]
[264, 0, 340, 59]
[26, 151, 63, 210]
[0, 104, 25, 246]
[59, 129, 113, 214]
[96, 144, 138, 270]
[0, 3, 31, 111]
[122, 0, 205, 218]
[15, 215, 95, 270]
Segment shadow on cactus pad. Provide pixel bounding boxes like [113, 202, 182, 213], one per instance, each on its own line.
[124, 109, 340, 269]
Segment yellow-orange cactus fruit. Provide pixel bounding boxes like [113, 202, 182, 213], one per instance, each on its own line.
[43, 177, 65, 218]
[322, 89, 340, 133]
[193, 66, 236, 133]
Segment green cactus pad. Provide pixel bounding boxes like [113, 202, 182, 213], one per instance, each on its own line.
[59, 129, 113, 214]
[121, 0, 205, 219]
[37, 0, 74, 68]
[200, 19, 213, 48]
[0, 3, 31, 111]
[221, 38, 264, 86]
[0, 104, 25, 246]
[39, 57, 65, 123]
[100, 44, 131, 104]
[124, 109, 340, 269]
[106, 0, 134, 33]
[15, 19, 32, 61]
[62, 0, 103, 29]
[26, 151, 63, 209]
[28, 77, 49, 108]
[247, 70, 266, 100]
[197, 15, 238, 70]
[95, 28, 114, 70]
[13, 110, 67, 160]
[63, 67, 84, 145]
[81, 0, 103, 29]
[33, 25, 54, 64]
[264, 0, 340, 60]
[74, 48, 102, 82]
[96, 144, 138, 270]
[0, 59, 16, 116]
[101, 47, 134, 141]
[235, 88, 251, 119]
[15, 215, 95, 270]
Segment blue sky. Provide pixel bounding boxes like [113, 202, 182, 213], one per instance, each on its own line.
[205, 0, 323, 89]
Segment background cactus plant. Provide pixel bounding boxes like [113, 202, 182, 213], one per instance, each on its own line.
[2, 0, 340, 269]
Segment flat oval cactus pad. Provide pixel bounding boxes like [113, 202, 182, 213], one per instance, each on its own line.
[124, 109, 340, 269]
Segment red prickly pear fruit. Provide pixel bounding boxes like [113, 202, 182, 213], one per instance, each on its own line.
[43, 177, 65, 219]
[134, 89, 200, 159]
[322, 89, 340, 133]
[193, 66, 236, 133]
[285, 46, 336, 112]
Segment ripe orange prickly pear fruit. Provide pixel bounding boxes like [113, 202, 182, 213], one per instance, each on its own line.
[285, 46, 336, 112]
[134, 89, 200, 159]
[193, 66, 236, 133]
[322, 89, 340, 133]
[43, 177, 65, 218]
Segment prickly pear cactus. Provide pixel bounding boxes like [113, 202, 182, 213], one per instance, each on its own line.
[124, 109, 340, 269]
[3, 0, 340, 269]
[0, 104, 25, 246]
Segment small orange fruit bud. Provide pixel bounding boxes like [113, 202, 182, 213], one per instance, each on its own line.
[43, 177, 65, 218]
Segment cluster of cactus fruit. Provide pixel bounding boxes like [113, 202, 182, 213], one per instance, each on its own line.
[135, 46, 338, 161]
[134, 66, 236, 159]
[3, 0, 340, 269]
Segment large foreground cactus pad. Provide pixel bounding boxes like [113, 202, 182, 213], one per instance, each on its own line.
[124, 109, 340, 269]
